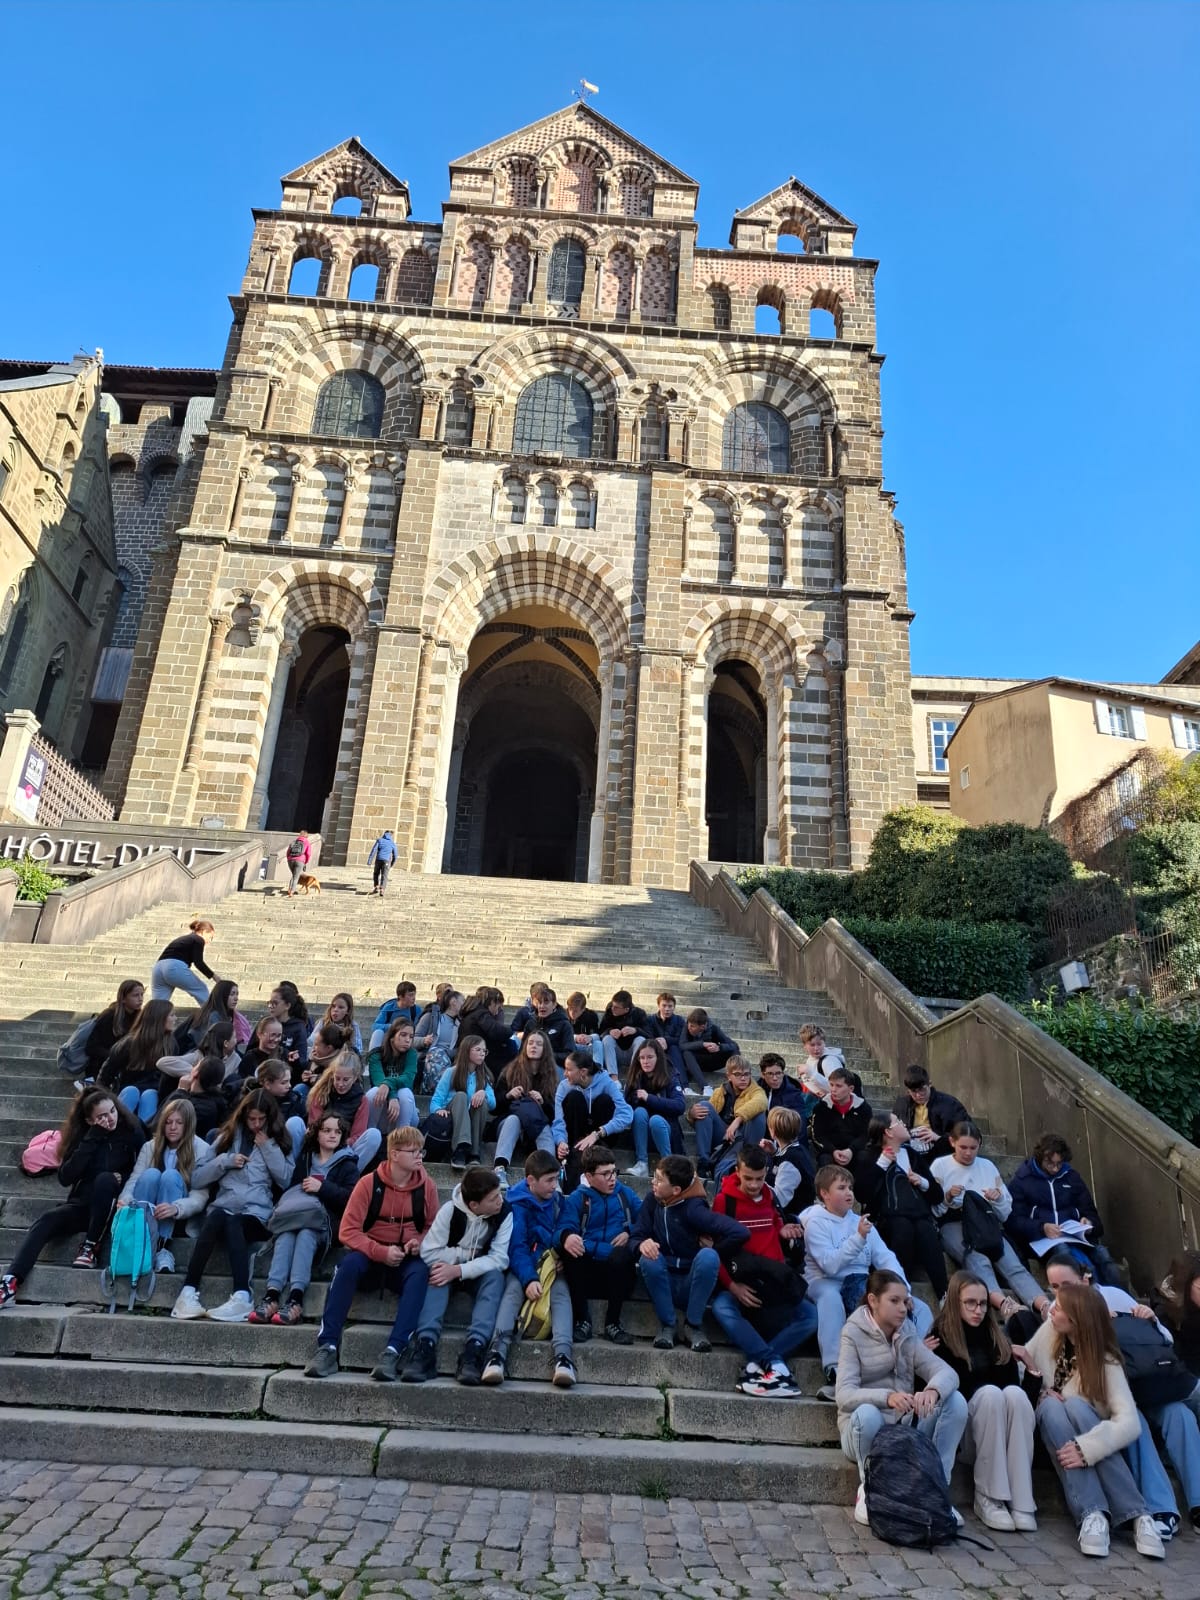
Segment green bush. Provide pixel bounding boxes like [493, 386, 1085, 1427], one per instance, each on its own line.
[736, 866, 859, 929]
[841, 916, 1031, 1003]
[1024, 993, 1200, 1140]
[0, 856, 67, 904]
[1125, 822, 1200, 895]
[853, 806, 965, 917]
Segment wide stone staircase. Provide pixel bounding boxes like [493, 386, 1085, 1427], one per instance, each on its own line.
[0, 868, 993, 1498]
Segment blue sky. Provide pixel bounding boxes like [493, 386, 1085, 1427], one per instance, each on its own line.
[3, 1, 1195, 682]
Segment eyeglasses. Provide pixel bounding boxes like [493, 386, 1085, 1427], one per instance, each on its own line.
[960, 1298, 989, 1310]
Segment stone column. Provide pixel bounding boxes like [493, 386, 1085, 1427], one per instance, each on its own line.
[0, 710, 40, 827]
[441, 718, 469, 871]
[419, 387, 443, 443]
[615, 405, 638, 463]
[531, 248, 550, 314]
[632, 254, 644, 321]
[175, 613, 232, 823]
[332, 469, 355, 546]
[587, 658, 616, 883]
[247, 637, 297, 829]
[281, 458, 306, 542]
[762, 680, 781, 864]
[423, 650, 466, 871]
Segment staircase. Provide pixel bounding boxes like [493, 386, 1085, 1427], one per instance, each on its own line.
[0, 868, 936, 1497]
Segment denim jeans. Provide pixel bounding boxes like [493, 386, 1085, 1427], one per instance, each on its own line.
[600, 1034, 645, 1076]
[638, 1247, 720, 1330]
[416, 1268, 505, 1345]
[119, 1085, 159, 1123]
[491, 1270, 573, 1362]
[840, 1393, 969, 1486]
[131, 1167, 186, 1245]
[266, 1226, 324, 1295]
[1037, 1392, 1146, 1527]
[710, 1289, 818, 1367]
[631, 1108, 672, 1165]
[1125, 1405, 1191, 1516]
[939, 1219, 1045, 1308]
[1143, 1398, 1200, 1511]
[693, 1111, 766, 1177]
[316, 1250, 429, 1352]
[150, 958, 209, 1006]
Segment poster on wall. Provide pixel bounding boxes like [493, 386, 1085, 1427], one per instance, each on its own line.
[11, 749, 45, 824]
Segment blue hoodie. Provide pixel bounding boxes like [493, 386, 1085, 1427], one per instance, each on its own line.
[551, 1066, 633, 1146]
[557, 1177, 640, 1260]
[506, 1176, 565, 1287]
[628, 1180, 749, 1272]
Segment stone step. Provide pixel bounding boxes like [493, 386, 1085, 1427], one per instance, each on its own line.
[0, 1355, 266, 1415]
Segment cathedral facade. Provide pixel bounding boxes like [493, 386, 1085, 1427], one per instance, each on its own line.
[109, 104, 915, 886]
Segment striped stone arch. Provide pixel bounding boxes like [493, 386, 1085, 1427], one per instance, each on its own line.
[469, 327, 635, 410]
[684, 347, 838, 473]
[425, 534, 636, 659]
[251, 560, 384, 642]
[457, 657, 601, 729]
[259, 311, 425, 395]
[682, 597, 808, 681]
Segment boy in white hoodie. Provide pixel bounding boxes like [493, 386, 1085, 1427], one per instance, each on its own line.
[802, 1164, 932, 1400]
[400, 1166, 512, 1386]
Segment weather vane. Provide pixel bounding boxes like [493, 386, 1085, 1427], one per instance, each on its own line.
[575, 78, 599, 102]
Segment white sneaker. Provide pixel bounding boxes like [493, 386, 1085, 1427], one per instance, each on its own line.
[493, 1164, 509, 1191]
[974, 1493, 1015, 1532]
[1011, 1510, 1038, 1532]
[682, 1087, 701, 1098]
[853, 1484, 869, 1525]
[153, 1249, 176, 1274]
[950, 1507, 964, 1529]
[1134, 1514, 1166, 1559]
[170, 1286, 204, 1320]
[625, 1161, 649, 1178]
[207, 1290, 254, 1323]
[1078, 1510, 1109, 1557]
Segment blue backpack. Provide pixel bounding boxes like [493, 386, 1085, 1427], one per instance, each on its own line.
[100, 1201, 156, 1313]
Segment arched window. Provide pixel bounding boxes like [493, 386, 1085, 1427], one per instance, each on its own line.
[347, 261, 380, 300]
[536, 479, 559, 526]
[288, 254, 325, 295]
[722, 403, 790, 476]
[513, 375, 594, 459]
[708, 285, 732, 331]
[500, 475, 526, 524]
[443, 386, 475, 448]
[0, 591, 30, 696]
[312, 372, 385, 440]
[567, 482, 593, 529]
[331, 193, 362, 216]
[395, 248, 434, 304]
[71, 554, 92, 605]
[547, 239, 586, 311]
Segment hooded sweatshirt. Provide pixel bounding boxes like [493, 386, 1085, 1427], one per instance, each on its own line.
[505, 1177, 565, 1288]
[628, 1175, 750, 1272]
[339, 1161, 440, 1263]
[799, 1200, 908, 1287]
[420, 1183, 513, 1280]
[556, 1176, 640, 1260]
[194, 1130, 294, 1224]
[551, 1066, 632, 1145]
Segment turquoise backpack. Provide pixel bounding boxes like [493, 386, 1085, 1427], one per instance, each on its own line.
[100, 1201, 156, 1313]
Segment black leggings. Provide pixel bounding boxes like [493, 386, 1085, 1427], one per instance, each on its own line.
[9, 1173, 122, 1282]
[184, 1206, 270, 1294]
[876, 1212, 949, 1297]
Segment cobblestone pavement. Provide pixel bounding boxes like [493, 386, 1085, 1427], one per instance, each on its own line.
[0, 1460, 1196, 1599]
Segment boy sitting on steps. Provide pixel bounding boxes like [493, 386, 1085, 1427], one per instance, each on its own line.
[687, 1056, 767, 1181]
[629, 1154, 750, 1352]
[556, 1144, 639, 1345]
[401, 1166, 512, 1387]
[482, 1150, 575, 1389]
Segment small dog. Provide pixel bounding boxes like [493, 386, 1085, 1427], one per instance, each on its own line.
[296, 873, 322, 895]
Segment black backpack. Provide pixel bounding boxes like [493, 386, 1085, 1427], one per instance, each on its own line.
[362, 1175, 426, 1236]
[959, 1190, 1005, 1262]
[864, 1419, 959, 1548]
[1113, 1312, 1197, 1409]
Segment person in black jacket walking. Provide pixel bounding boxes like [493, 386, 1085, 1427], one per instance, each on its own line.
[891, 1064, 969, 1160]
[150, 919, 217, 1007]
[0, 1089, 144, 1300]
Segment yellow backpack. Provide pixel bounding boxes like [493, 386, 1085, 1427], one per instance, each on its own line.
[516, 1248, 559, 1341]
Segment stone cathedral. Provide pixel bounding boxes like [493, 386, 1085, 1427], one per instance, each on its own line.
[109, 103, 916, 886]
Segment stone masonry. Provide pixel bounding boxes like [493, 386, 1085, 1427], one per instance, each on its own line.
[109, 104, 916, 883]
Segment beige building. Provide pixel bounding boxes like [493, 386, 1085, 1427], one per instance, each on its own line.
[947, 677, 1200, 829]
[0, 355, 121, 760]
[1164, 638, 1200, 688]
[107, 105, 918, 885]
[910, 674, 1025, 809]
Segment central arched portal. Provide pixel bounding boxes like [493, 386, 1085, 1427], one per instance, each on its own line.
[706, 659, 768, 864]
[446, 605, 599, 882]
[265, 624, 351, 833]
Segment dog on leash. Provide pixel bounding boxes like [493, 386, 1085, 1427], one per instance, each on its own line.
[296, 873, 322, 895]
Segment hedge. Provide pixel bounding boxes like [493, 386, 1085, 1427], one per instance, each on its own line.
[1024, 993, 1200, 1141]
[841, 916, 1031, 1004]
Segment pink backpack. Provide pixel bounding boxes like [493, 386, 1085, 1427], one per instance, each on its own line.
[21, 1130, 62, 1175]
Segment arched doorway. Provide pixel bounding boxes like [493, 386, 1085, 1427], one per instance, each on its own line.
[446, 606, 599, 882]
[265, 624, 351, 832]
[706, 660, 768, 863]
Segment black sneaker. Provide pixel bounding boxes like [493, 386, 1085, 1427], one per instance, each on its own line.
[304, 1345, 339, 1379]
[817, 1365, 838, 1402]
[0, 1275, 17, 1309]
[401, 1337, 437, 1383]
[72, 1241, 98, 1269]
[552, 1355, 577, 1389]
[604, 1322, 634, 1346]
[456, 1337, 487, 1386]
[683, 1322, 712, 1353]
[573, 1318, 593, 1343]
[451, 1145, 471, 1171]
[1190, 1506, 1200, 1534]
[370, 1347, 401, 1382]
[653, 1326, 678, 1350]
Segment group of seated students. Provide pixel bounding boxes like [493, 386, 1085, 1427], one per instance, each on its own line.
[6, 932, 1200, 1561]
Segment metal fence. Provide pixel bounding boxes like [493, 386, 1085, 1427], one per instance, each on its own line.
[30, 733, 115, 828]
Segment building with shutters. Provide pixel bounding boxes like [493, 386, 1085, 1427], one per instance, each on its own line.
[106, 102, 918, 884]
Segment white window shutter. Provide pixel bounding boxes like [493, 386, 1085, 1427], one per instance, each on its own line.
[1094, 698, 1111, 734]
[1171, 714, 1188, 748]
[1130, 705, 1147, 740]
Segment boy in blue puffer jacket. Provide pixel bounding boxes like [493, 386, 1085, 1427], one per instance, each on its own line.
[556, 1143, 640, 1343]
[481, 1150, 575, 1388]
[629, 1153, 750, 1353]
